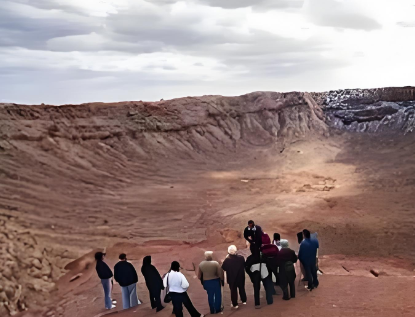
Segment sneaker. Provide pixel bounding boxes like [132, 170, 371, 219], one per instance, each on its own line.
[242, 302, 247, 305]
[255, 305, 261, 309]
[106, 305, 116, 310]
[305, 286, 313, 291]
[112, 300, 117, 304]
[231, 305, 239, 309]
[282, 297, 290, 301]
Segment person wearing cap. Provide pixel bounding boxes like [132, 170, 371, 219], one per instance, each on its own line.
[114, 253, 141, 309]
[198, 251, 224, 314]
[164, 261, 204, 317]
[95, 252, 116, 310]
[221, 245, 247, 309]
[276, 239, 298, 300]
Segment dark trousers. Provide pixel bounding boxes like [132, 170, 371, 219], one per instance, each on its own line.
[229, 281, 247, 307]
[203, 278, 222, 314]
[251, 272, 274, 306]
[282, 277, 295, 299]
[148, 287, 163, 310]
[250, 243, 260, 257]
[262, 276, 274, 305]
[170, 292, 201, 317]
[265, 257, 280, 287]
[304, 262, 319, 289]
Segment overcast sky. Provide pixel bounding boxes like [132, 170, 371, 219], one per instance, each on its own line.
[0, 0, 414, 104]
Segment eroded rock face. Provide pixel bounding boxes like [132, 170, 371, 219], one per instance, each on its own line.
[0, 92, 328, 160]
[319, 87, 415, 134]
[0, 216, 68, 316]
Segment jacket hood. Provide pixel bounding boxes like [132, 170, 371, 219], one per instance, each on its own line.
[142, 255, 151, 266]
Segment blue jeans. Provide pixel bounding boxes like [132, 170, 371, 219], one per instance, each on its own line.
[101, 278, 112, 309]
[203, 278, 222, 314]
[121, 284, 140, 309]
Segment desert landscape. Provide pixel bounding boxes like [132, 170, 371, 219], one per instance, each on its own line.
[1, 87, 415, 317]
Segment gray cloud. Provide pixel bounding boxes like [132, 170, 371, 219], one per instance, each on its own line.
[0, 1, 99, 49]
[198, 0, 304, 10]
[1, 0, 406, 105]
[304, 0, 382, 31]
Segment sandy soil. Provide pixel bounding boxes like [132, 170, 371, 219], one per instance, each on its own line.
[3, 132, 415, 317]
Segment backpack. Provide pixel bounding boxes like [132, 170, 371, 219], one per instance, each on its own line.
[260, 244, 279, 257]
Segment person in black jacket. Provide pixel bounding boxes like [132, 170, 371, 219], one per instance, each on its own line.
[141, 256, 165, 312]
[243, 220, 263, 256]
[95, 252, 116, 310]
[221, 245, 247, 309]
[245, 254, 274, 308]
[114, 253, 141, 309]
[276, 240, 298, 300]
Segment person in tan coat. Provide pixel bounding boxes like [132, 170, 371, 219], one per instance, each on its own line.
[198, 251, 224, 314]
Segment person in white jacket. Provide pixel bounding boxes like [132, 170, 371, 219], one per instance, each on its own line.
[163, 261, 204, 317]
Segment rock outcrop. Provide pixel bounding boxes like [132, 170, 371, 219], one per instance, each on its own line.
[317, 87, 415, 134]
[0, 215, 68, 316]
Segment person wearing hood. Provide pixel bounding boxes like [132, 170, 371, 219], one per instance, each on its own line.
[245, 253, 274, 308]
[95, 252, 116, 310]
[276, 239, 298, 300]
[164, 261, 204, 317]
[221, 245, 247, 309]
[141, 256, 164, 312]
[273, 233, 282, 250]
[114, 253, 141, 309]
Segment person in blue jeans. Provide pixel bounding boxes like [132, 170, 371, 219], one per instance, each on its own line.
[95, 252, 116, 310]
[198, 251, 224, 314]
[114, 253, 142, 309]
[298, 229, 319, 291]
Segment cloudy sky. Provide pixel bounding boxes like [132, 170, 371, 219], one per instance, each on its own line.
[0, 0, 414, 104]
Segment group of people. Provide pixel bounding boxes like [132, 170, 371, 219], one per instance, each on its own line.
[95, 219, 320, 315]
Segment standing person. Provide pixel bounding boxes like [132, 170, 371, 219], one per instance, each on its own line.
[141, 256, 164, 312]
[260, 240, 279, 293]
[276, 239, 298, 300]
[163, 261, 204, 317]
[95, 252, 116, 310]
[273, 233, 282, 250]
[198, 251, 224, 314]
[243, 220, 263, 256]
[245, 254, 274, 308]
[221, 245, 247, 309]
[298, 229, 319, 291]
[114, 253, 141, 309]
